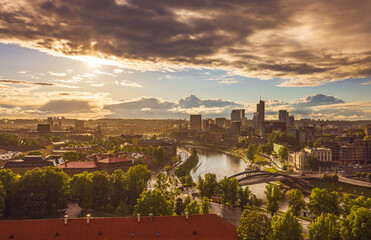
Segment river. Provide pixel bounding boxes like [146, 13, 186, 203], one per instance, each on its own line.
[186, 147, 291, 211]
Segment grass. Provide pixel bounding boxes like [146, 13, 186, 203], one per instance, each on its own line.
[177, 155, 199, 176]
[310, 179, 371, 198]
[264, 167, 279, 173]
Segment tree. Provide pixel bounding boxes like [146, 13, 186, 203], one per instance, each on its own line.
[307, 156, 319, 171]
[342, 194, 371, 217]
[201, 197, 209, 214]
[125, 164, 152, 205]
[278, 146, 288, 161]
[264, 184, 282, 215]
[62, 151, 81, 162]
[246, 144, 257, 161]
[175, 197, 184, 215]
[197, 173, 218, 199]
[0, 182, 5, 214]
[237, 210, 272, 240]
[69, 172, 93, 209]
[0, 169, 20, 216]
[27, 150, 43, 155]
[219, 177, 239, 207]
[134, 189, 174, 216]
[271, 210, 303, 240]
[238, 186, 251, 210]
[288, 189, 306, 216]
[14, 168, 47, 218]
[340, 207, 371, 240]
[308, 188, 340, 217]
[154, 172, 170, 193]
[184, 200, 200, 215]
[91, 171, 110, 209]
[308, 213, 340, 240]
[110, 169, 127, 207]
[42, 167, 69, 215]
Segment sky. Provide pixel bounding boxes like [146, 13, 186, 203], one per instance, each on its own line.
[0, 0, 370, 120]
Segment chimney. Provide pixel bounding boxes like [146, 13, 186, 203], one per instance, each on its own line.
[64, 215, 68, 224]
[149, 213, 153, 222]
[137, 214, 141, 222]
[64, 161, 67, 167]
[87, 214, 91, 224]
[185, 212, 189, 220]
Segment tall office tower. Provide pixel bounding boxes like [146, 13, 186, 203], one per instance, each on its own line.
[190, 114, 202, 131]
[257, 100, 265, 123]
[279, 110, 288, 123]
[215, 118, 226, 128]
[202, 119, 210, 131]
[231, 109, 245, 122]
[288, 116, 295, 128]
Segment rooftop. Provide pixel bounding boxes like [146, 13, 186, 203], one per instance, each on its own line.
[98, 156, 133, 164]
[0, 214, 237, 240]
[58, 161, 99, 169]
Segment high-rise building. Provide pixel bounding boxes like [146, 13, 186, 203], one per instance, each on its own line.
[37, 124, 51, 133]
[190, 115, 202, 131]
[215, 118, 226, 128]
[288, 115, 295, 128]
[257, 100, 265, 122]
[231, 109, 245, 122]
[253, 100, 265, 129]
[202, 119, 210, 131]
[279, 110, 288, 123]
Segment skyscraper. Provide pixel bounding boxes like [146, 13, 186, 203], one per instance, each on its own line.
[231, 109, 245, 122]
[190, 114, 202, 131]
[279, 110, 288, 123]
[253, 100, 265, 129]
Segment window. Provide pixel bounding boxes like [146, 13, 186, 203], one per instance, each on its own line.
[156, 232, 160, 237]
[131, 232, 135, 237]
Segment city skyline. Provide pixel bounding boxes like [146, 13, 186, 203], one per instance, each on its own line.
[0, 0, 370, 120]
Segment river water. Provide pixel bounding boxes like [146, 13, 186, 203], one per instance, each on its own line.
[186, 147, 290, 211]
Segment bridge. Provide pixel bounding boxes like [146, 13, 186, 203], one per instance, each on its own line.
[229, 170, 311, 187]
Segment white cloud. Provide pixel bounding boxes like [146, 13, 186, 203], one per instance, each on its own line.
[119, 80, 143, 88]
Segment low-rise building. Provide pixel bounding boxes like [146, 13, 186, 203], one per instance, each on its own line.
[288, 150, 308, 170]
[305, 147, 332, 169]
[4, 155, 64, 174]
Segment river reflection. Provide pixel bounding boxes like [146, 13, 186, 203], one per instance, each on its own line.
[190, 148, 246, 180]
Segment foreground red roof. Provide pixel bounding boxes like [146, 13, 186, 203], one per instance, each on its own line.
[0, 214, 237, 240]
[58, 161, 99, 169]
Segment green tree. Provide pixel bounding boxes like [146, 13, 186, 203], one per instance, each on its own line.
[175, 197, 184, 215]
[307, 156, 319, 171]
[42, 167, 69, 215]
[342, 194, 371, 217]
[14, 168, 47, 218]
[340, 207, 371, 240]
[197, 173, 218, 199]
[184, 200, 200, 215]
[125, 164, 152, 205]
[308, 188, 340, 217]
[91, 171, 110, 209]
[110, 169, 127, 207]
[114, 201, 131, 216]
[62, 151, 80, 162]
[288, 189, 306, 216]
[154, 172, 170, 193]
[69, 171, 93, 209]
[238, 186, 251, 210]
[308, 213, 340, 240]
[27, 150, 43, 155]
[0, 182, 5, 214]
[237, 210, 272, 240]
[201, 197, 209, 214]
[0, 169, 20, 216]
[246, 144, 257, 161]
[278, 146, 289, 161]
[271, 210, 303, 240]
[134, 189, 174, 216]
[264, 184, 282, 215]
[219, 177, 239, 207]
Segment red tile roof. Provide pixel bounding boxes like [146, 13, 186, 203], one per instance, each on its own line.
[58, 161, 99, 169]
[98, 156, 133, 164]
[0, 214, 238, 240]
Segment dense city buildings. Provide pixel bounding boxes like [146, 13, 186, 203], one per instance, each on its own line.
[231, 109, 245, 122]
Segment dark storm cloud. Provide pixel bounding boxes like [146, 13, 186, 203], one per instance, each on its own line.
[0, 0, 371, 85]
[0, 79, 55, 86]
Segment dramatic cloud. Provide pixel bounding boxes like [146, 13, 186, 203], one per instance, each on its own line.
[291, 94, 344, 106]
[0, 0, 370, 86]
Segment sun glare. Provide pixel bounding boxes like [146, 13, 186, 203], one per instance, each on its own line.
[70, 55, 118, 68]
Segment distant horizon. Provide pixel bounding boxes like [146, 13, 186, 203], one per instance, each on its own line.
[0, 1, 370, 120]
